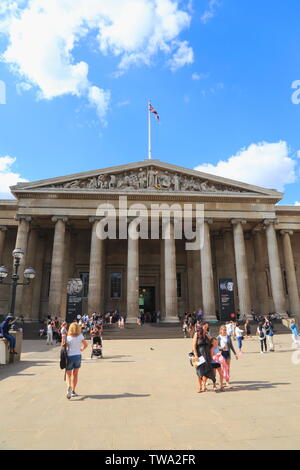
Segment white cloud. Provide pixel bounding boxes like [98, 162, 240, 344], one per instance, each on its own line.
[192, 72, 209, 80]
[168, 40, 194, 72]
[88, 86, 111, 124]
[194, 141, 298, 192]
[0, 0, 193, 121]
[295, 201, 300, 206]
[297, 150, 300, 158]
[116, 100, 130, 107]
[0, 156, 27, 198]
[16, 81, 32, 95]
[200, 0, 221, 24]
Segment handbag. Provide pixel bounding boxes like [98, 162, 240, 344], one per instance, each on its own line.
[60, 343, 68, 381]
[60, 345, 67, 369]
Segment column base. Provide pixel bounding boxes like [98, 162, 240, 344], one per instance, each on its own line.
[203, 315, 218, 322]
[277, 312, 289, 319]
[162, 316, 180, 323]
[125, 317, 138, 324]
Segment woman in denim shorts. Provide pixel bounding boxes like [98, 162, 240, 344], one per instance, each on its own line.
[62, 322, 88, 399]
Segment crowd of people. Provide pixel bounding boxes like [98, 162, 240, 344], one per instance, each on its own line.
[189, 312, 300, 393]
[34, 307, 300, 399]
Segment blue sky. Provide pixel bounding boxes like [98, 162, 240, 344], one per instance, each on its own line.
[0, 0, 299, 204]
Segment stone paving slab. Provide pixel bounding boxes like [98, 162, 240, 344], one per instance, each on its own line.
[0, 333, 300, 450]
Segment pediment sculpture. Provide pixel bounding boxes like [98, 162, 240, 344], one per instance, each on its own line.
[45, 166, 249, 193]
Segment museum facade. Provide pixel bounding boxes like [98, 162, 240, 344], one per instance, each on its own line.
[0, 159, 300, 322]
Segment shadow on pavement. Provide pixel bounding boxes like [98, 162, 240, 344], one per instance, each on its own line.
[228, 380, 290, 391]
[73, 392, 151, 401]
[0, 360, 56, 381]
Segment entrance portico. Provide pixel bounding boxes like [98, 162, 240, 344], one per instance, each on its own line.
[0, 159, 299, 322]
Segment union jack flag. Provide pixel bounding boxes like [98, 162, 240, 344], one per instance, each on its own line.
[149, 103, 160, 122]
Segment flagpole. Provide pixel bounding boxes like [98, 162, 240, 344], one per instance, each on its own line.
[148, 100, 152, 160]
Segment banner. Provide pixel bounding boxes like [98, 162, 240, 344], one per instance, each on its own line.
[66, 278, 83, 324]
[218, 278, 235, 321]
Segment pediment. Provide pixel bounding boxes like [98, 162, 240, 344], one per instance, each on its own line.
[10, 160, 282, 198]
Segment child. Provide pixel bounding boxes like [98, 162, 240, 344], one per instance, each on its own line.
[210, 337, 224, 391]
[290, 319, 299, 348]
[235, 323, 244, 353]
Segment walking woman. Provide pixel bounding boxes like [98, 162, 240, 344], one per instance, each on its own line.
[192, 323, 216, 392]
[217, 325, 238, 387]
[62, 322, 88, 399]
[257, 322, 267, 353]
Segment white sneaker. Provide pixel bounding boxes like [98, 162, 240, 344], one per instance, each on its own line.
[71, 392, 78, 397]
[67, 386, 72, 399]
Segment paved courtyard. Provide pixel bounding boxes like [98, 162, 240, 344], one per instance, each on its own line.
[0, 331, 300, 450]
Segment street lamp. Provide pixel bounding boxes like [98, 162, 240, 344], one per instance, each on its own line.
[0, 248, 36, 317]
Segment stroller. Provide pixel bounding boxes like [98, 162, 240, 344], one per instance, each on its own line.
[91, 336, 103, 359]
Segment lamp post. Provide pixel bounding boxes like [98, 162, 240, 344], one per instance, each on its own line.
[0, 248, 36, 317]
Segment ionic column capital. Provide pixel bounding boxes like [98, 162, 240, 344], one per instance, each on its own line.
[231, 218, 246, 225]
[204, 218, 213, 225]
[51, 216, 68, 223]
[0, 225, 7, 232]
[263, 218, 278, 227]
[89, 217, 101, 224]
[15, 215, 32, 222]
[280, 230, 294, 236]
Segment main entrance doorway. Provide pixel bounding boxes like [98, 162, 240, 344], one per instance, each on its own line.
[139, 286, 156, 322]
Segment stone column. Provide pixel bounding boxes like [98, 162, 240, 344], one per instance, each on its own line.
[14, 215, 31, 316]
[60, 229, 71, 318]
[0, 226, 7, 265]
[48, 217, 68, 316]
[31, 235, 45, 321]
[192, 249, 202, 311]
[21, 228, 38, 320]
[163, 220, 178, 322]
[186, 250, 194, 311]
[280, 230, 300, 319]
[231, 219, 252, 319]
[264, 219, 286, 315]
[126, 222, 139, 322]
[160, 239, 166, 320]
[200, 219, 215, 320]
[252, 228, 269, 315]
[88, 218, 105, 314]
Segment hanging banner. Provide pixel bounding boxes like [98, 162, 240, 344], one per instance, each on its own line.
[218, 279, 235, 321]
[66, 278, 83, 324]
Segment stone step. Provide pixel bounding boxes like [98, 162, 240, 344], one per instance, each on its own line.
[21, 319, 290, 341]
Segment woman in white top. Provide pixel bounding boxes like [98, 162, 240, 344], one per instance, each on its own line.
[62, 322, 88, 399]
[46, 321, 53, 345]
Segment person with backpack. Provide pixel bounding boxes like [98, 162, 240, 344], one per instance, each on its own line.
[257, 322, 267, 353]
[62, 322, 88, 399]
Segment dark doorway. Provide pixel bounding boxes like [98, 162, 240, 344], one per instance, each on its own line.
[139, 286, 156, 322]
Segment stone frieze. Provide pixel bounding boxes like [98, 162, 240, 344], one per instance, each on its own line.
[44, 167, 249, 193]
